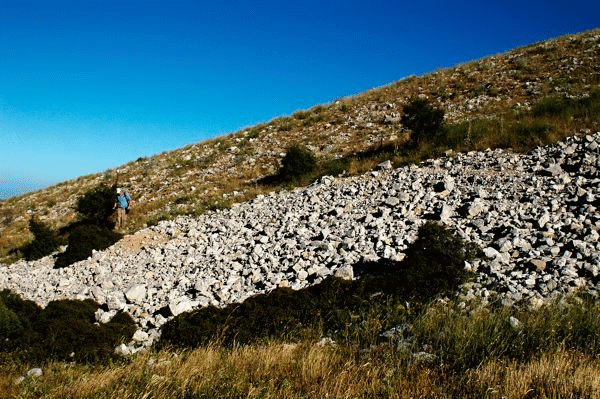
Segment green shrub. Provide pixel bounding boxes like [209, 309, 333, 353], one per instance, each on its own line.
[20, 218, 62, 261]
[158, 277, 404, 350]
[55, 224, 122, 268]
[0, 290, 135, 364]
[400, 222, 480, 298]
[76, 184, 117, 227]
[0, 297, 22, 340]
[353, 222, 480, 301]
[401, 98, 445, 147]
[33, 300, 135, 363]
[0, 290, 41, 324]
[278, 144, 317, 182]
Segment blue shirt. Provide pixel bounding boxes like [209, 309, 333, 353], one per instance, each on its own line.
[116, 192, 131, 209]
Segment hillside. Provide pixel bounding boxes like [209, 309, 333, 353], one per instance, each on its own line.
[1, 28, 599, 263]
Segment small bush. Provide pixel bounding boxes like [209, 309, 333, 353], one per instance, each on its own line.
[0, 290, 135, 363]
[401, 222, 480, 298]
[401, 98, 445, 147]
[354, 222, 480, 301]
[76, 184, 117, 227]
[55, 224, 122, 268]
[278, 144, 317, 182]
[20, 218, 62, 261]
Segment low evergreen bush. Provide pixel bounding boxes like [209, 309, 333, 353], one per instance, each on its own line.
[397, 221, 481, 299]
[158, 277, 402, 349]
[401, 98, 445, 147]
[20, 218, 62, 261]
[76, 184, 117, 227]
[55, 224, 122, 268]
[354, 222, 480, 301]
[0, 297, 22, 340]
[278, 144, 317, 182]
[0, 290, 135, 363]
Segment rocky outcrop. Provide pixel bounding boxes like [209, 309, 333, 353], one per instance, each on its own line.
[1, 132, 599, 351]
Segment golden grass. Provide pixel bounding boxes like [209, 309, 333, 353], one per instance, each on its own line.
[3, 344, 599, 398]
[465, 349, 600, 398]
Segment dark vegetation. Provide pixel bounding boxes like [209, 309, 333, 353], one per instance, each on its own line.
[75, 183, 118, 228]
[54, 224, 122, 268]
[401, 98, 445, 148]
[17, 183, 124, 268]
[19, 218, 63, 261]
[279, 144, 317, 182]
[0, 289, 135, 364]
[158, 222, 480, 349]
[414, 293, 600, 372]
[260, 143, 318, 185]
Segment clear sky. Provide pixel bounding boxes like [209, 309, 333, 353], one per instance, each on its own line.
[1, 0, 598, 199]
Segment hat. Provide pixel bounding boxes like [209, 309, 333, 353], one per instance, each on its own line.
[116, 188, 122, 193]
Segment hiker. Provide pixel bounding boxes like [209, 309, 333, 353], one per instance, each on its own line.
[113, 188, 132, 230]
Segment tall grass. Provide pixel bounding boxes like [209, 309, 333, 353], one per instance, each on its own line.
[413, 294, 600, 371]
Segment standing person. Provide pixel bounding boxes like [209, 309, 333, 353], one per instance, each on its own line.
[113, 188, 132, 230]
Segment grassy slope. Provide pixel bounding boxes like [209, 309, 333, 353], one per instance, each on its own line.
[1, 28, 599, 263]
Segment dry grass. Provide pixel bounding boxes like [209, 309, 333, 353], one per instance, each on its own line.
[3, 344, 599, 398]
[465, 349, 600, 398]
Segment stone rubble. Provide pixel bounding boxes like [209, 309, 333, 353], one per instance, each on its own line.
[1, 132, 599, 350]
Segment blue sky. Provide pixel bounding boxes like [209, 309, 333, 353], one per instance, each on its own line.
[1, 0, 598, 199]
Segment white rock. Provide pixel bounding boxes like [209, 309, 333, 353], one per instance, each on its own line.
[125, 284, 146, 304]
[333, 266, 354, 281]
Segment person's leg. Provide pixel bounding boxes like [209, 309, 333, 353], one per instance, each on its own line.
[116, 208, 124, 229]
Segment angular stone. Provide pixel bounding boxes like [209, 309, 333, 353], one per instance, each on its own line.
[529, 259, 547, 271]
[132, 330, 149, 342]
[377, 160, 393, 170]
[125, 284, 146, 304]
[334, 265, 354, 281]
[169, 300, 193, 317]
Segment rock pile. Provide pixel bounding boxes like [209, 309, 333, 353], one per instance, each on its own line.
[1, 132, 599, 350]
